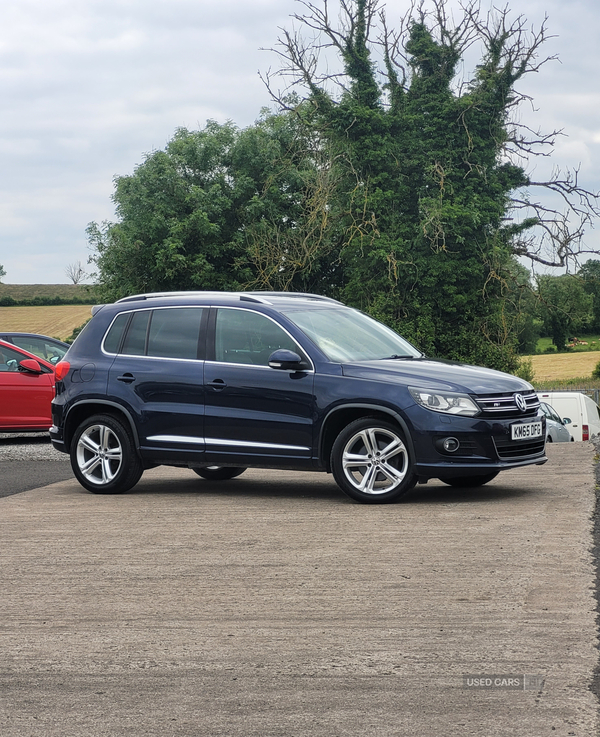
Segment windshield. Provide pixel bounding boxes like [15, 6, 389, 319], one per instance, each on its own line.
[283, 307, 422, 363]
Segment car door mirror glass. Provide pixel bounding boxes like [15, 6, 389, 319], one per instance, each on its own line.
[562, 417, 572, 425]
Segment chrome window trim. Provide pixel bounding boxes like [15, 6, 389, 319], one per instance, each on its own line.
[206, 359, 314, 374]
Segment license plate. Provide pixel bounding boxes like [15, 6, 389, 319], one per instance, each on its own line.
[511, 421, 542, 441]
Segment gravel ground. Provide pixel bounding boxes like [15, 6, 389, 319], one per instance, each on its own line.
[0, 433, 65, 460]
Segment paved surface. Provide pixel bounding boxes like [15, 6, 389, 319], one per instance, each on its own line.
[0, 434, 72, 498]
[1, 444, 598, 736]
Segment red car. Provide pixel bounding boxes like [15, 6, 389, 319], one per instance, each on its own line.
[0, 338, 56, 432]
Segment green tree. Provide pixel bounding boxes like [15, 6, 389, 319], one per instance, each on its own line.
[0, 263, 5, 282]
[264, 0, 599, 369]
[578, 259, 600, 332]
[89, 120, 247, 300]
[89, 111, 341, 301]
[537, 275, 593, 350]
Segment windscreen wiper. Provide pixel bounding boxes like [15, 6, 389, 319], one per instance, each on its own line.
[381, 354, 420, 360]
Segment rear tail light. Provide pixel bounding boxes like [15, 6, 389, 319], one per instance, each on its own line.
[582, 424, 589, 441]
[54, 361, 71, 380]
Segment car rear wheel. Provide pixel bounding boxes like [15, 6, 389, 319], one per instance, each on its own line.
[331, 418, 416, 503]
[441, 472, 499, 488]
[192, 466, 246, 481]
[71, 414, 143, 494]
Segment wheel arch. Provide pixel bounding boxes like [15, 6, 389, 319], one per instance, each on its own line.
[63, 400, 141, 453]
[319, 403, 414, 472]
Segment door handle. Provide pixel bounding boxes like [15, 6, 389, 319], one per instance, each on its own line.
[117, 373, 136, 384]
[208, 379, 227, 390]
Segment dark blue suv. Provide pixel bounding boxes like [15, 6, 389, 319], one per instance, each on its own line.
[50, 291, 546, 503]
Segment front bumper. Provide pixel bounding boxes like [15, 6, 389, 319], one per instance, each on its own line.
[405, 407, 547, 480]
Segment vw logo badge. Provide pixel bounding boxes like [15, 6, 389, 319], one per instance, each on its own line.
[514, 393, 527, 412]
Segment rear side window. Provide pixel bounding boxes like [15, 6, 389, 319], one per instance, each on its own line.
[147, 308, 203, 359]
[104, 313, 130, 354]
[105, 308, 204, 360]
[122, 311, 151, 356]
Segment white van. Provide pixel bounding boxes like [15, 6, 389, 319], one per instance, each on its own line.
[536, 391, 600, 442]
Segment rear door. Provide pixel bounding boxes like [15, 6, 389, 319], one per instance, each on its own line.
[106, 307, 207, 455]
[203, 307, 315, 465]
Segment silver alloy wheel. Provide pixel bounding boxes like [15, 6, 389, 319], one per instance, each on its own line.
[76, 423, 123, 486]
[341, 427, 409, 495]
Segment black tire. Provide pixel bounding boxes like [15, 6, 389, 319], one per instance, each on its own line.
[441, 472, 499, 488]
[330, 417, 416, 503]
[192, 466, 246, 481]
[70, 414, 143, 494]
[546, 436, 553, 443]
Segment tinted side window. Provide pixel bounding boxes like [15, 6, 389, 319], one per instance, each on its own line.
[122, 311, 151, 356]
[147, 308, 203, 359]
[104, 313, 131, 354]
[215, 309, 300, 366]
[111, 308, 204, 360]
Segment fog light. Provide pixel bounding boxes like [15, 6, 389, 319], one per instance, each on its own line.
[443, 437, 460, 453]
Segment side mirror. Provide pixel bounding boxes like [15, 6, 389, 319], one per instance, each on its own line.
[268, 349, 306, 371]
[18, 358, 44, 374]
[562, 417, 572, 425]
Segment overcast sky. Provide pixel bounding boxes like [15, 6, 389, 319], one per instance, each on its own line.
[0, 0, 598, 284]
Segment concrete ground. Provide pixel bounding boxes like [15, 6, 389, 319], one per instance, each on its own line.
[1, 443, 598, 736]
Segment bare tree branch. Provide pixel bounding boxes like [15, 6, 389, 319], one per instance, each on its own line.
[65, 261, 87, 285]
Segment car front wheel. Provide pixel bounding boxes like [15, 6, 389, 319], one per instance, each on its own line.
[71, 414, 143, 494]
[331, 418, 416, 503]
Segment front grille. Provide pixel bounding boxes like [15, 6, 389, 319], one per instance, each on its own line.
[475, 390, 540, 419]
[493, 436, 545, 460]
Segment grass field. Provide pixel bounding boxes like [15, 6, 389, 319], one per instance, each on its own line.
[0, 283, 92, 301]
[526, 351, 600, 382]
[0, 305, 93, 340]
[536, 335, 600, 353]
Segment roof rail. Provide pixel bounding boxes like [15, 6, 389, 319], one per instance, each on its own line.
[244, 291, 343, 304]
[115, 290, 342, 305]
[116, 291, 265, 304]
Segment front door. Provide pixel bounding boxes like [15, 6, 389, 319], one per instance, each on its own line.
[203, 307, 315, 465]
[0, 344, 54, 429]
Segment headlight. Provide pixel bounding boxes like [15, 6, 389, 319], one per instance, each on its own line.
[409, 387, 480, 417]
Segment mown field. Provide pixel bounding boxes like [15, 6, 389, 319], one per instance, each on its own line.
[526, 352, 600, 382]
[0, 305, 93, 340]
